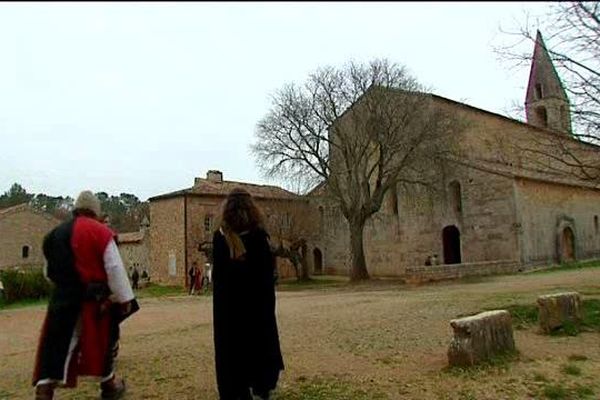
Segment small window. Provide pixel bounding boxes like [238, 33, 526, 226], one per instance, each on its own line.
[449, 181, 462, 214]
[388, 185, 399, 215]
[283, 213, 292, 230]
[595, 215, 598, 235]
[536, 106, 548, 127]
[204, 215, 213, 232]
[535, 83, 543, 99]
[22, 245, 30, 259]
[318, 206, 324, 231]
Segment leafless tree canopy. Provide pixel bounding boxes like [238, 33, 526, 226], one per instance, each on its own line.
[253, 59, 465, 280]
[497, 2, 600, 141]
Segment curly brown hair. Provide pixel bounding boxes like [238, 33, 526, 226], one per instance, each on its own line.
[219, 188, 266, 233]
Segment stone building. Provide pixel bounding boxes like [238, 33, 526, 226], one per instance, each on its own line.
[148, 170, 315, 286]
[117, 216, 151, 277]
[0, 204, 61, 270]
[311, 32, 600, 280]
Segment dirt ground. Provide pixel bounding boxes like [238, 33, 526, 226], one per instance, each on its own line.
[1, 268, 599, 400]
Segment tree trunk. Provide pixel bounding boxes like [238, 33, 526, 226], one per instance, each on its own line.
[298, 243, 310, 281]
[349, 219, 370, 281]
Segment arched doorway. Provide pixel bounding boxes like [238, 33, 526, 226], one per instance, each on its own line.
[442, 226, 461, 264]
[561, 227, 575, 262]
[313, 248, 323, 274]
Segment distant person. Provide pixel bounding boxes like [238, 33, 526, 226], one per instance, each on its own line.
[212, 188, 284, 400]
[424, 256, 432, 266]
[32, 190, 139, 400]
[141, 268, 149, 282]
[131, 267, 140, 290]
[0, 278, 4, 301]
[188, 262, 199, 295]
[201, 263, 211, 291]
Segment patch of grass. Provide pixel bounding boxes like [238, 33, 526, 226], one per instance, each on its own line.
[533, 372, 550, 382]
[272, 377, 387, 400]
[444, 351, 519, 377]
[0, 297, 47, 310]
[465, 299, 600, 335]
[568, 354, 588, 362]
[539, 382, 596, 400]
[582, 298, 600, 331]
[574, 384, 595, 398]
[543, 383, 569, 400]
[548, 298, 600, 336]
[532, 260, 600, 275]
[561, 363, 582, 376]
[504, 304, 538, 329]
[135, 283, 187, 298]
[277, 276, 347, 292]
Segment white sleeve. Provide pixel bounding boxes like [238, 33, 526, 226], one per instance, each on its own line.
[103, 239, 135, 304]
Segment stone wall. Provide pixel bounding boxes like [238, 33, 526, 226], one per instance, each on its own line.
[149, 197, 185, 285]
[0, 207, 60, 270]
[118, 232, 150, 276]
[150, 194, 317, 286]
[404, 259, 520, 284]
[514, 178, 600, 264]
[313, 163, 520, 277]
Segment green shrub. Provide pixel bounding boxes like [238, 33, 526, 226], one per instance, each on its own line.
[0, 269, 53, 304]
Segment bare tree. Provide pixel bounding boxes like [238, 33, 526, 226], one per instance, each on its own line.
[253, 59, 465, 281]
[494, 2, 600, 182]
[497, 2, 599, 140]
[267, 200, 315, 281]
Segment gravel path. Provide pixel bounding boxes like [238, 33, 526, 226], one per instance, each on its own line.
[1, 268, 599, 399]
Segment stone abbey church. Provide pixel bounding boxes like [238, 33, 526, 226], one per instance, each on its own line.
[3, 35, 596, 285]
[143, 32, 600, 286]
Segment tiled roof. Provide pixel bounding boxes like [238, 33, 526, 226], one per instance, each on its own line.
[0, 203, 30, 216]
[0, 203, 61, 222]
[149, 178, 299, 201]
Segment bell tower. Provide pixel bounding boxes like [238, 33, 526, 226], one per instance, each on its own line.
[525, 31, 572, 135]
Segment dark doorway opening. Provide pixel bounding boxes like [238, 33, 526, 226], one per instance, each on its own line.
[561, 227, 575, 262]
[442, 225, 461, 264]
[313, 248, 323, 274]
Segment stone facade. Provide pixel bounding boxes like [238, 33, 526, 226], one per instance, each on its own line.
[149, 196, 185, 286]
[146, 32, 600, 285]
[149, 172, 316, 287]
[308, 33, 600, 280]
[0, 204, 61, 270]
[117, 219, 150, 278]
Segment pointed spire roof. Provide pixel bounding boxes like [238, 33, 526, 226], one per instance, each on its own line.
[525, 31, 569, 104]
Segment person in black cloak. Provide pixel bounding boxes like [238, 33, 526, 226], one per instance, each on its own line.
[212, 188, 284, 400]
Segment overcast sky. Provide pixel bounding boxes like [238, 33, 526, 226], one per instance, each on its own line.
[0, 2, 553, 201]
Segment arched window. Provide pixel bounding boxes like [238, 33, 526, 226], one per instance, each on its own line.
[204, 215, 213, 233]
[22, 245, 30, 259]
[448, 181, 462, 213]
[536, 106, 548, 128]
[318, 206, 324, 232]
[388, 185, 398, 215]
[535, 83, 543, 99]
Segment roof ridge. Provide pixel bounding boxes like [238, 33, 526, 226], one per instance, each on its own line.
[194, 177, 293, 191]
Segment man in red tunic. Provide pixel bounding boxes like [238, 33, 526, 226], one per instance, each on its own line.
[33, 191, 139, 400]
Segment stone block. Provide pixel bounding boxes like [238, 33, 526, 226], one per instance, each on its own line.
[448, 310, 516, 367]
[537, 292, 582, 334]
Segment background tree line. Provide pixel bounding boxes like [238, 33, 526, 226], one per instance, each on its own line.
[0, 183, 149, 233]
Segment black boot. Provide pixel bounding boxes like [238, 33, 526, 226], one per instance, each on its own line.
[100, 376, 126, 400]
[34, 383, 55, 400]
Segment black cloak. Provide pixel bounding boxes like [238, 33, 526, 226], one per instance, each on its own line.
[212, 228, 284, 399]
